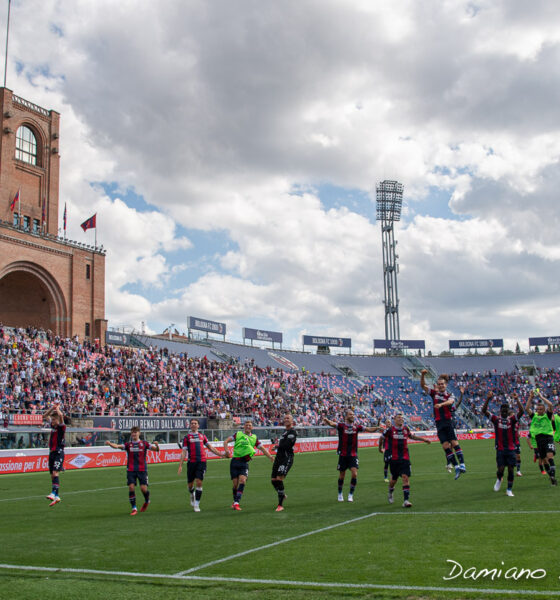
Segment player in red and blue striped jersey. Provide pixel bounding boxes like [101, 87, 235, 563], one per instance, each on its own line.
[482, 391, 524, 497]
[323, 410, 380, 502]
[383, 413, 431, 508]
[107, 426, 159, 515]
[43, 404, 66, 507]
[178, 419, 225, 512]
[421, 370, 465, 480]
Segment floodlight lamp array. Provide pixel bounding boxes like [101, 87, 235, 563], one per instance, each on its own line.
[376, 180, 403, 222]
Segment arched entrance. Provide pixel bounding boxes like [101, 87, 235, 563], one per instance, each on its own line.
[0, 261, 68, 335]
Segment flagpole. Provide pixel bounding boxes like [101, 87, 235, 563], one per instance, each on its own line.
[17, 187, 20, 229]
[3, 0, 11, 88]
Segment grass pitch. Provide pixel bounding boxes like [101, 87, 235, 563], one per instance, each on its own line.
[1, 440, 560, 599]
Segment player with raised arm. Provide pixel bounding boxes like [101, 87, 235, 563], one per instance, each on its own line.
[378, 418, 392, 482]
[178, 418, 225, 512]
[44, 404, 66, 507]
[384, 413, 431, 508]
[525, 390, 557, 486]
[420, 369, 465, 479]
[323, 409, 381, 502]
[223, 420, 274, 511]
[106, 426, 160, 515]
[482, 391, 524, 497]
[270, 413, 298, 512]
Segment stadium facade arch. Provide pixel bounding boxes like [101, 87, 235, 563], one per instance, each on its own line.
[0, 87, 107, 340]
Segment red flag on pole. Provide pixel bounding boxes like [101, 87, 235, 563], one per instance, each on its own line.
[9, 189, 19, 211]
[80, 214, 96, 232]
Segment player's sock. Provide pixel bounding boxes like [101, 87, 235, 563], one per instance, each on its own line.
[276, 481, 285, 506]
[454, 445, 464, 464]
[446, 451, 458, 466]
[403, 485, 410, 501]
[548, 459, 556, 479]
[516, 459, 521, 472]
[232, 487, 237, 501]
[142, 490, 150, 503]
[383, 465, 388, 478]
[51, 476, 60, 496]
[349, 477, 357, 495]
[507, 471, 514, 490]
[271, 480, 281, 491]
[129, 491, 136, 508]
[496, 470, 503, 480]
[388, 486, 395, 494]
[544, 463, 551, 474]
[337, 478, 344, 494]
[235, 483, 245, 503]
[195, 487, 203, 502]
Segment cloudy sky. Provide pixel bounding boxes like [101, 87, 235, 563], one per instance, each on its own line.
[4, 0, 560, 353]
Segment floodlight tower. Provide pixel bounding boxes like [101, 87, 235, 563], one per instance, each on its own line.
[376, 180, 403, 345]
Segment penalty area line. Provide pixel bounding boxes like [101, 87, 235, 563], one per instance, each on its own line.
[0, 564, 558, 596]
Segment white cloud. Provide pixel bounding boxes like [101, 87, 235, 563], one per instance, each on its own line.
[3, 0, 560, 352]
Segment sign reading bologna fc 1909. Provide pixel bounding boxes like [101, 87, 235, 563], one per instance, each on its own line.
[302, 335, 351, 348]
[187, 316, 226, 335]
[448, 339, 504, 349]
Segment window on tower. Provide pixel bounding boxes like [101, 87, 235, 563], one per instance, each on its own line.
[15, 125, 38, 165]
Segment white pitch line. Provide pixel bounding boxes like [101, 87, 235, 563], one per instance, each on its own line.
[175, 511, 379, 575]
[0, 564, 558, 596]
[176, 509, 560, 576]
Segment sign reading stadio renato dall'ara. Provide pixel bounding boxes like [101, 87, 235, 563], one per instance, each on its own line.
[91, 416, 208, 430]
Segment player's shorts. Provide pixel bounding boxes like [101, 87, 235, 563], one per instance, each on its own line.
[187, 461, 207, 483]
[536, 434, 555, 459]
[436, 421, 457, 444]
[337, 455, 359, 471]
[514, 443, 521, 454]
[383, 450, 392, 463]
[230, 458, 250, 480]
[389, 459, 411, 479]
[271, 454, 293, 478]
[127, 470, 149, 486]
[496, 450, 517, 468]
[48, 450, 64, 473]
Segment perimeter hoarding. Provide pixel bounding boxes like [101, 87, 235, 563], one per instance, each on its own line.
[374, 339, 425, 350]
[243, 327, 283, 344]
[449, 339, 503, 349]
[0, 430, 507, 474]
[302, 335, 351, 348]
[187, 316, 226, 336]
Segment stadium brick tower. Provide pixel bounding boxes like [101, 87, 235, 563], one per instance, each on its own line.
[0, 87, 107, 341]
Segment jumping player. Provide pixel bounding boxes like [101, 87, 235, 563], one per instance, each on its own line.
[384, 413, 431, 508]
[421, 370, 465, 479]
[323, 410, 380, 502]
[107, 426, 160, 515]
[224, 420, 274, 511]
[378, 418, 392, 482]
[482, 391, 524, 497]
[525, 390, 557, 486]
[270, 413, 298, 512]
[44, 404, 65, 507]
[178, 419, 225, 512]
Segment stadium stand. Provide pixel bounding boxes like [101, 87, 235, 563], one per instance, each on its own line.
[2, 327, 560, 441]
